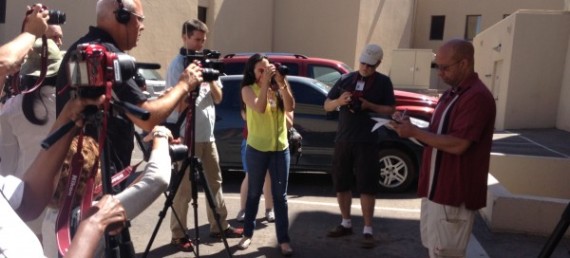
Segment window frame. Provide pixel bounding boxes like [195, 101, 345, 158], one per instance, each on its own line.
[429, 15, 445, 40]
[464, 15, 482, 41]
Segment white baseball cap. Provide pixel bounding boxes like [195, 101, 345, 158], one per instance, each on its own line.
[359, 44, 383, 66]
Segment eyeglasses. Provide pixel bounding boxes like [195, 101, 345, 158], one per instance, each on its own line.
[435, 60, 462, 72]
[360, 62, 376, 69]
[129, 11, 145, 23]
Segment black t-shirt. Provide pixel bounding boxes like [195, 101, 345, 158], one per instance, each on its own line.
[327, 71, 395, 142]
[55, 26, 147, 173]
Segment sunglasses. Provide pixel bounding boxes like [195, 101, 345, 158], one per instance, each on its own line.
[360, 62, 376, 68]
[435, 60, 462, 72]
[129, 11, 145, 23]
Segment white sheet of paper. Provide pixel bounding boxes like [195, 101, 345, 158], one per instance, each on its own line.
[370, 117, 424, 147]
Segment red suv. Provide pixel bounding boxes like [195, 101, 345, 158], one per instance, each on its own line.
[223, 53, 353, 86]
[222, 52, 438, 121]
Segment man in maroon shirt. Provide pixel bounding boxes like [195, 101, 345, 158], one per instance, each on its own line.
[391, 39, 496, 258]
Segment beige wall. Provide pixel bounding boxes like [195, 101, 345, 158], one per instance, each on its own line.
[413, 0, 565, 52]
[474, 10, 570, 130]
[210, 0, 416, 75]
[210, 0, 274, 55]
[558, 38, 570, 131]
[129, 0, 199, 76]
[0, 0, 96, 48]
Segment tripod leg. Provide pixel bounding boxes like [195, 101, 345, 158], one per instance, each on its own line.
[143, 158, 194, 258]
[191, 157, 233, 258]
[539, 202, 570, 258]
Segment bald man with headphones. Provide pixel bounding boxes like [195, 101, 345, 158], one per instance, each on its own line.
[55, 0, 203, 184]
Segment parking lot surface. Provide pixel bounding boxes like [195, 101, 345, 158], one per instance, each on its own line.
[126, 128, 570, 257]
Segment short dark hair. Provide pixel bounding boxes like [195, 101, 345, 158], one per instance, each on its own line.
[182, 19, 208, 36]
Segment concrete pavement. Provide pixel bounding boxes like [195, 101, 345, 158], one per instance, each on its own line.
[125, 171, 570, 258]
[124, 128, 570, 257]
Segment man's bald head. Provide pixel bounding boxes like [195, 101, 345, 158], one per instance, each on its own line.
[94, 0, 144, 51]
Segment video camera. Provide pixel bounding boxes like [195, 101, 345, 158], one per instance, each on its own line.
[67, 43, 139, 99]
[180, 48, 223, 82]
[26, 4, 66, 25]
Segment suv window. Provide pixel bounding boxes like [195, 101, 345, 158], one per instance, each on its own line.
[223, 63, 246, 76]
[308, 65, 342, 86]
[219, 78, 242, 109]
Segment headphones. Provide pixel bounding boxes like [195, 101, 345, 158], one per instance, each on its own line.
[115, 0, 131, 24]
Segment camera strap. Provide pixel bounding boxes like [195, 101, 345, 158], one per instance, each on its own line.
[56, 132, 89, 256]
[11, 34, 49, 95]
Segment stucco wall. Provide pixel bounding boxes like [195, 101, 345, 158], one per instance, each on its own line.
[210, 0, 274, 56]
[355, 0, 415, 75]
[413, 0, 564, 52]
[0, 0, 96, 49]
[475, 10, 569, 130]
[129, 0, 199, 76]
[557, 36, 570, 131]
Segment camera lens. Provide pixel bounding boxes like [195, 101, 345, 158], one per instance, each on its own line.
[48, 10, 66, 25]
[169, 144, 188, 162]
[202, 68, 220, 82]
[277, 64, 289, 76]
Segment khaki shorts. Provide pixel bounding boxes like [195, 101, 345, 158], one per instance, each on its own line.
[420, 198, 475, 258]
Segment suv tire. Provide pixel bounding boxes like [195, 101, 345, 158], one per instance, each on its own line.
[378, 148, 416, 192]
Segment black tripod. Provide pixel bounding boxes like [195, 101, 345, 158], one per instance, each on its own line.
[539, 201, 570, 258]
[143, 86, 232, 258]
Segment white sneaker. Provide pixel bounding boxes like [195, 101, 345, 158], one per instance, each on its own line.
[237, 236, 251, 250]
[236, 209, 245, 222]
[265, 209, 275, 222]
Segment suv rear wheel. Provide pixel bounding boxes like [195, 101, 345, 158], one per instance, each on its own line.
[378, 148, 416, 192]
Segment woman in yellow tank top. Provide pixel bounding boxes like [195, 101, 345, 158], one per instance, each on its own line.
[237, 53, 295, 256]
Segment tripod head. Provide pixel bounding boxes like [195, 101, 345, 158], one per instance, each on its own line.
[42, 97, 149, 149]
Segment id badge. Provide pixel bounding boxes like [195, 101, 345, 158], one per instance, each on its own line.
[355, 80, 365, 91]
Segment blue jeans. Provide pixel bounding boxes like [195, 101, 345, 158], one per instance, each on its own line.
[244, 145, 291, 243]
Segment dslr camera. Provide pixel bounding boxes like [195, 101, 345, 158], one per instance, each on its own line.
[180, 48, 224, 82]
[27, 4, 66, 25]
[347, 96, 362, 113]
[67, 43, 138, 99]
[269, 62, 289, 91]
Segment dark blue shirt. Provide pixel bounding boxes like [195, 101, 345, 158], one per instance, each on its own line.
[327, 71, 395, 142]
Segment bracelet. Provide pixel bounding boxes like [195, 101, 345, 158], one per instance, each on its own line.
[152, 130, 169, 139]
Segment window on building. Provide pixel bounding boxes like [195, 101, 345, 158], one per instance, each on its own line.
[465, 15, 482, 41]
[198, 6, 207, 23]
[0, 0, 6, 23]
[429, 16, 445, 40]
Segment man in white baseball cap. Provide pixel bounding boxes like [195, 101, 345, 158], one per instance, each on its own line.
[359, 43, 383, 66]
[323, 43, 395, 249]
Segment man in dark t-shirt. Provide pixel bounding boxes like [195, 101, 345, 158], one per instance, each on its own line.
[323, 44, 396, 249]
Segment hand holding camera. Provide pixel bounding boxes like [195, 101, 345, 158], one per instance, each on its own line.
[23, 5, 49, 37]
[269, 62, 289, 91]
[179, 62, 203, 92]
[24, 4, 66, 38]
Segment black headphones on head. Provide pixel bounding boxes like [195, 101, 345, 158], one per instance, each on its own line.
[115, 0, 131, 24]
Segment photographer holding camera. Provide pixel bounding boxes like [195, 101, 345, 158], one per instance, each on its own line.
[238, 53, 295, 255]
[165, 19, 242, 252]
[55, 0, 203, 188]
[323, 43, 396, 249]
[0, 5, 48, 80]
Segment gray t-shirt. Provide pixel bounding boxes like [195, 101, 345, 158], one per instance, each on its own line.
[165, 54, 222, 142]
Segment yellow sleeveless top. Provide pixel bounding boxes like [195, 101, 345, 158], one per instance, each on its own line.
[246, 83, 288, 152]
